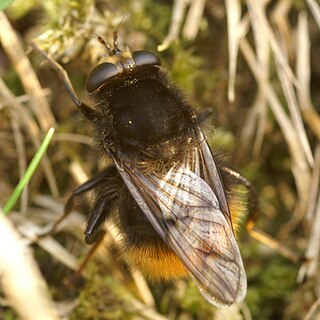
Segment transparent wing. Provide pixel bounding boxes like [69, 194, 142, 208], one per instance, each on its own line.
[113, 128, 246, 307]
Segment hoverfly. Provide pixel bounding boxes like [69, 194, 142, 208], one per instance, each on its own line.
[33, 31, 247, 308]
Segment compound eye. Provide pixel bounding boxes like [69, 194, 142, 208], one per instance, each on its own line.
[132, 51, 161, 67]
[86, 62, 119, 93]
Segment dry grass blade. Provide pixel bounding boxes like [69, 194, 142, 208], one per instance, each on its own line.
[237, 103, 260, 161]
[242, 0, 314, 212]
[269, 5, 315, 213]
[0, 12, 56, 131]
[54, 133, 92, 146]
[240, 303, 253, 320]
[302, 296, 320, 320]
[248, 229, 301, 263]
[130, 268, 156, 307]
[271, 0, 292, 36]
[108, 278, 169, 320]
[298, 108, 320, 141]
[275, 59, 314, 168]
[274, 14, 314, 169]
[0, 88, 51, 111]
[18, 220, 80, 271]
[69, 161, 91, 185]
[0, 211, 60, 320]
[305, 146, 320, 223]
[296, 12, 312, 111]
[55, 301, 79, 320]
[215, 303, 250, 320]
[225, 0, 241, 102]
[298, 190, 320, 278]
[21, 195, 85, 270]
[0, 77, 39, 138]
[182, 0, 206, 40]
[244, 0, 270, 157]
[2, 86, 54, 217]
[306, 0, 320, 29]
[246, 0, 297, 86]
[9, 114, 28, 214]
[0, 76, 59, 197]
[240, 38, 311, 214]
[298, 146, 320, 281]
[157, 0, 189, 51]
[296, 12, 320, 140]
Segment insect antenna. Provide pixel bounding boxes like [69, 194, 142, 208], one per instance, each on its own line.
[88, 31, 113, 56]
[90, 15, 128, 56]
[92, 30, 120, 56]
[111, 15, 128, 55]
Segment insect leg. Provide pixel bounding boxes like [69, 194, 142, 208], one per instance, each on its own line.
[76, 175, 122, 274]
[221, 166, 302, 263]
[221, 166, 259, 229]
[76, 229, 106, 275]
[39, 166, 118, 237]
[64, 166, 118, 216]
[197, 107, 213, 124]
[84, 183, 120, 245]
[32, 43, 102, 121]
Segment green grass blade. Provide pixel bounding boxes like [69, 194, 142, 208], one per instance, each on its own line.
[0, 0, 15, 11]
[3, 127, 55, 215]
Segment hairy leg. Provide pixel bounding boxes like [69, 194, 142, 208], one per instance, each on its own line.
[32, 42, 101, 121]
[221, 166, 302, 263]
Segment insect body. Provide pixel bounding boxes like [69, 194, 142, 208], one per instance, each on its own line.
[34, 35, 247, 308]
